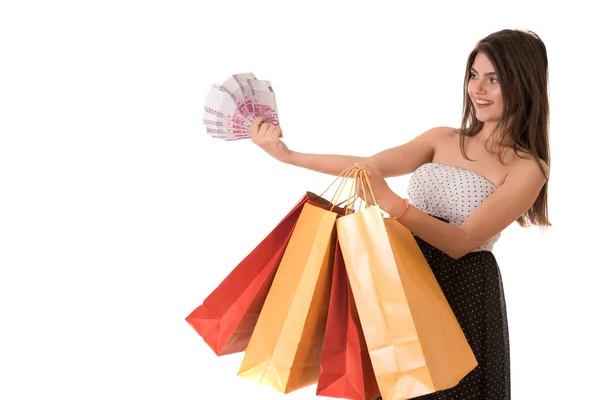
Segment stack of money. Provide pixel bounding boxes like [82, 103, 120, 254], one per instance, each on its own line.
[204, 73, 280, 141]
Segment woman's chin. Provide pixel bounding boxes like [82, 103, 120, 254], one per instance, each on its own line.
[474, 113, 500, 124]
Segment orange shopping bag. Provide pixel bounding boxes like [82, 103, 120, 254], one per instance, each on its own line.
[316, 240, 380, 400]
[238, 172, 357, 394]
[336, 170, 477, 400]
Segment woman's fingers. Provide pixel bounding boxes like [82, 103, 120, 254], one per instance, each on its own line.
[250, 117, 267, 145]
[266, 123, 281, 136]
[352, 169, 379, 206]
[258, 121, 272, 136]
[251, 117, 266, 135]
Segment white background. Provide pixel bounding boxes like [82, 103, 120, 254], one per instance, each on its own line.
[1, 1, 598, 399]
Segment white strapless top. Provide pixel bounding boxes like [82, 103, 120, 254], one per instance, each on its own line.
[407, 162, 500, 252]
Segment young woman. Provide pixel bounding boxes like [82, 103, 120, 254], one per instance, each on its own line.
[250, 28, 550, 399]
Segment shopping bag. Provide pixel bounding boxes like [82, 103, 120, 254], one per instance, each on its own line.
[185, 194, 308, 356]
[185, 191, 349, 356]
[238, 172, 358, 394]
[316, 241, 380, 400]
[336, 170, 478, 400]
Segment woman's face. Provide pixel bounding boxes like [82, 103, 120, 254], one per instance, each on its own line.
[468, 52, 503, 124]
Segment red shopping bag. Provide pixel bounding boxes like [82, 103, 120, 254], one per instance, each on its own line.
[316, 241, 380, 400]
[186, 192, 345, 356]
[185, 194, 308, 356]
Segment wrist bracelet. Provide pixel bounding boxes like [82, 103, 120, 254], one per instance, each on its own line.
[391, 198, 410, 221]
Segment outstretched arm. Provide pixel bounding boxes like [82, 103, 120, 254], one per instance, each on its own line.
[251, 116, 449, 178]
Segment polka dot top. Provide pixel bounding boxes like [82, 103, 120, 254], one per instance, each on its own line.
[407, 162, 500, 252]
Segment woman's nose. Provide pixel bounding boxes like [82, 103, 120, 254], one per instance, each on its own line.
[473, 79, 486, 94]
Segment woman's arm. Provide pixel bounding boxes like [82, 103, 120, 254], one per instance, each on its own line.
[379, 159, 549, 259]
[251, 116, 450, 178]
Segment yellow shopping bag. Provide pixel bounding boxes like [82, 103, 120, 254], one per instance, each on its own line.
[238, 172, 357, 394]
[336, 170, 477, 400]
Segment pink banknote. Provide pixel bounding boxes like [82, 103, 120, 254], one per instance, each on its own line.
[232, 72, 258, 117]
[203, 72, 280, 141]
[203, 105, 250, 130]
[203, 117, 248, 132]
[215, 77, 253, 122]
[245, 78, 280, 126]
[206, 126, 250, 141]
[205, 86, 251, 128]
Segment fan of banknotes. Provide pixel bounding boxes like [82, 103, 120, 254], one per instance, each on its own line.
[203, 73, 280, 141]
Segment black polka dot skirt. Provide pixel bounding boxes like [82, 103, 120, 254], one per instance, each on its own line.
[375, 235, 511, 400]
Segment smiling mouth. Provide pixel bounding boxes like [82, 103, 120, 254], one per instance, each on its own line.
[475, 99, 494, 108]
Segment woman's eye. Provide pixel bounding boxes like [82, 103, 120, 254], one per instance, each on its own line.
[489, 77, 499, 83]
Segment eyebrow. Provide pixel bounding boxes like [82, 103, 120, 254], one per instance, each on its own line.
[470, 68, 497, 76]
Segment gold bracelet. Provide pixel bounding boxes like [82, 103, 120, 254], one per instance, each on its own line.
[391, 198, 410, 221]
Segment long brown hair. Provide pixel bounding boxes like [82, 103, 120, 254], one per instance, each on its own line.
[459, 29, 551, 227]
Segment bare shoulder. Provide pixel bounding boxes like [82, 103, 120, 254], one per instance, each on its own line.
[508, 152, 550, 185]
[419, 126, 459, 143]
[422, 126, 460, 150]
[424, 126, 458, 137]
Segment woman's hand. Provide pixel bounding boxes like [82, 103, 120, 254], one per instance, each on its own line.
[353, 162, 403, 211]
[251, 117, 290, 163]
